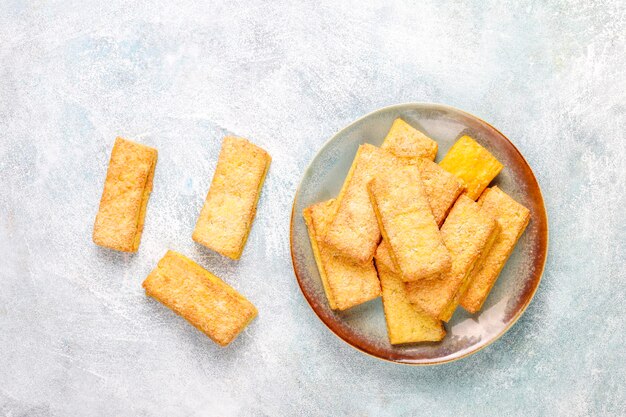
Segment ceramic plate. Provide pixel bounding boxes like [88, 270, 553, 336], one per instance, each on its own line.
[290, 103, 548, 365]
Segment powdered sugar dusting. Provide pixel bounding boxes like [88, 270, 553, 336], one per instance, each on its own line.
[0, 0, 624, 416]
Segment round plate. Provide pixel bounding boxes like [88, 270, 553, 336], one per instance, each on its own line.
[290, 103, 548, 365]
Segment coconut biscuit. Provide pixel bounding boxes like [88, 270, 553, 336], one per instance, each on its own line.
[416, 158, 465, 225]
[381, 118, 438, 161]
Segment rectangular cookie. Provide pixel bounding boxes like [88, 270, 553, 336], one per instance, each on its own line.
[368, 163, 451, 282]
[378, 124, 464, 226]
[303, 199, 380, 310]
[143, 250, 257, 346]
[416, 158, 465, 226]
[406, 195, 498, 321]
[93, 137, 158, 252]
[461, 187, 531, 313]
[323, 144, 401, 264]
[192, 136, 271, 260]
[375, 241, 446, 344]
[381, 118, 438, 161]
[439, 135, 504, 200]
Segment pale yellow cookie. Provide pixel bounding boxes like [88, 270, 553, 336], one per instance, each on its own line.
[375, 241, 445, 344]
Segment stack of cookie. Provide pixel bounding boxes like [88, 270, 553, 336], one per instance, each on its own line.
[304, 119, 530, 345]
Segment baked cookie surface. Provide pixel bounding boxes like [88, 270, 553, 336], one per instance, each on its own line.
[143, 250, 257, 346]
[93, 137, 157, 252]
[193, 136, 271, 260]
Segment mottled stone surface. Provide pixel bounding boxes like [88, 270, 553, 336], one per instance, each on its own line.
[0, 1, 624, 416]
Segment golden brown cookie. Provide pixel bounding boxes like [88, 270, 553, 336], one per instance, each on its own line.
[93, 137, 157, 252]
[143, 250, 257, 347]
[303, 199, 380, 310]
[323, 144, 401, 264]
[461, 187, 531, 313]
[368, 163, 451, 282]
[381, 118, 438, 161]
[416, 158, 465, 225]
[375, 241, 445, 344]
[406, 195, 499, 321]
[192, 136, 271, 260]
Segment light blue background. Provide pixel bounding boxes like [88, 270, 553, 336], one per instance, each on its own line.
[0, 1, 624, 416]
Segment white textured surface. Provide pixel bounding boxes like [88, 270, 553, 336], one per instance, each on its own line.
[0, 1, 624, 416]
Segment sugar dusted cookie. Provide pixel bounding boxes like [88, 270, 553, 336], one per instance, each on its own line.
[93, 137, 157, 252]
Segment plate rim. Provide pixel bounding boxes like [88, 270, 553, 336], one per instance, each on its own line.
[290, 102, 549, 366]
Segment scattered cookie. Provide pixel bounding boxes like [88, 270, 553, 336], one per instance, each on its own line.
[193, 136, 271, 260]
[93, 137, 157, 252]
[143, 250, 257, 347]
